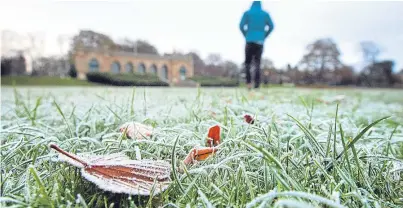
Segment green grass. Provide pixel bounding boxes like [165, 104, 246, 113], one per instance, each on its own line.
[1, 76, 95, 86]
[1, 87, 403, 207]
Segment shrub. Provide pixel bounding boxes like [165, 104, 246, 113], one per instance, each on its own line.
[191, 75, 239, 87]
[68, 64, 77, 78]
[86, 72, 169, 86]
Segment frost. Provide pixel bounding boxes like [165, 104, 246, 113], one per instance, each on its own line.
[119, 122, 153, 139]
[50, 144, 171, 196]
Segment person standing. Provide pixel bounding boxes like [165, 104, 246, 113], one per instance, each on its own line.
[239, 1, 274, 90]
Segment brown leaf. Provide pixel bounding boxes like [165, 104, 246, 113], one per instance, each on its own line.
[119, 122, 153, 139]
[50, 144, 170, 196]
[183, 147, 218, 165]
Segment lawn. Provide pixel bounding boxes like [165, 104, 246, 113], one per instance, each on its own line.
[1, 76, 95, 86]
[1, 86, 403, 207]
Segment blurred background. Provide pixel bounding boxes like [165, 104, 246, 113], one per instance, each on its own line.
[1, 0, 403, 88]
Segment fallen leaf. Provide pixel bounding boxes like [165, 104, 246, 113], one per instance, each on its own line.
[244, 114, 255, 124]
[49, 144, 170, 196]
[207, 125, 221, 147]
[316, 95, 346, 105]
[119, 122, 153, 139]
[210, 111, 217, 118]
[183, 147, 218, 165]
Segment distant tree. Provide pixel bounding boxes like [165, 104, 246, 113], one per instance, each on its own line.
[131, 40, 159, 55]
[71, 30, 117, 51]
[222, 60, 239, 78]
[260, 58, 274, 84]
[1, 57, 12, 75]
[397, 69, 403, 85]
[116, 38, 137, 52]
[71, 30, 159, 56]
[32, 56, 68, 76]
[286, 64, 292, 71]
[299, 38, 343, 82]
[68, 64, 77, 78]
[380, 61, 395, 85]
[359, 60, 394, 87]
[206, 53, 222, 66]
[334, 65, 355, 85]
[360, 41, 380, 64]
[285, 64, 304, 84]
[1, 53, 26, 75]
[187, 51, 206, 75]
[261, 58, 274, 70]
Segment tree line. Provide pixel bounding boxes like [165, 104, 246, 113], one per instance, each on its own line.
[2, 29, 403, 88]
[262, 39, 403, 88]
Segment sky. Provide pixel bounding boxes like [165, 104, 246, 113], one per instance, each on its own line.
[1, 0, 403, 71]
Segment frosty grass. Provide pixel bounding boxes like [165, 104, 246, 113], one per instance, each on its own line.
[1, 87, 402, 207]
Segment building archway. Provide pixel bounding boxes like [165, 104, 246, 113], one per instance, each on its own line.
[125, 62, 134, 73]
[88, 58, 99, 72]
[161, 65, 168, 80]
[138, 63, 146, 74]
[149, 64, 157, 74]
[111, 61, 121, 74]
[179, 66, 187, 80]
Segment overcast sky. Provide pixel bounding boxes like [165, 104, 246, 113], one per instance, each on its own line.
[1, 0, 402, 71]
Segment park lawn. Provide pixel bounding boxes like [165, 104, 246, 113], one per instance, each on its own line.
[1, 76, 95, 86]
[1, 87, 403, 207]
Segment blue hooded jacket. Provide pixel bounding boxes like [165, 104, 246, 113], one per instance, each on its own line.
[239, 1, 274, 45]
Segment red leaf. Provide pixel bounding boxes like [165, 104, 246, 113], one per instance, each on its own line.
[207, 125, 220, 147]
[183, 147, 218, 165]
[49, 144, 170, 196]
[244, 114, 255, 124]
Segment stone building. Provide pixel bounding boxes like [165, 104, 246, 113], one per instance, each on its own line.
[73, 48, 194, 83]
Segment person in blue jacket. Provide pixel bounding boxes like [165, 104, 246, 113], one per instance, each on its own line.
[239, 1, 274, 90]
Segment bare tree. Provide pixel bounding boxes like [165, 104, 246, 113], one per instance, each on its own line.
[57, 35, 71, 56]
[1, 30, 20, 57]
[206, 53, 222, 66]
[222, 60, 239, 78]
[360, 41, 380, 64]
[26, 32, 45, 58]
[188, 51, 206, 75]
[261, 58, 274, 70]
[299, 38, 343, 82]
[25, 32, 46, 75]
[57, 34, 73, 77]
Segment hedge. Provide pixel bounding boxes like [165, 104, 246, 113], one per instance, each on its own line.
[86, 72, 169, 86]
[1, 76, 95, 86]
[191, 75, 239, 87]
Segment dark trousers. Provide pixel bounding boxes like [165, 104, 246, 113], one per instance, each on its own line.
[244, 42, 263, 88]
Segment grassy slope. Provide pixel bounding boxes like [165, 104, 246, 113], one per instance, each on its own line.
[0, 87, 402, 207]
[1, 76, 95, 86]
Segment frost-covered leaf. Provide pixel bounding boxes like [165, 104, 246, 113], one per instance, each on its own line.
[119, 122, 153, 139]
[183, 147, 218, 165]
[207, 125, 220, 147]
[50, 144, 171, 196]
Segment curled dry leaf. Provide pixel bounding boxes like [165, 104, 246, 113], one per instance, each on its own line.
[210, 111, 217, 118]
[206, 125, 220, 147]
[49, 144, 170, 196]
[316, 95, 346, 105]
[119, 122, 153, 139]
[244, 114, 255, 124]
[183, 147, 218, 165]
